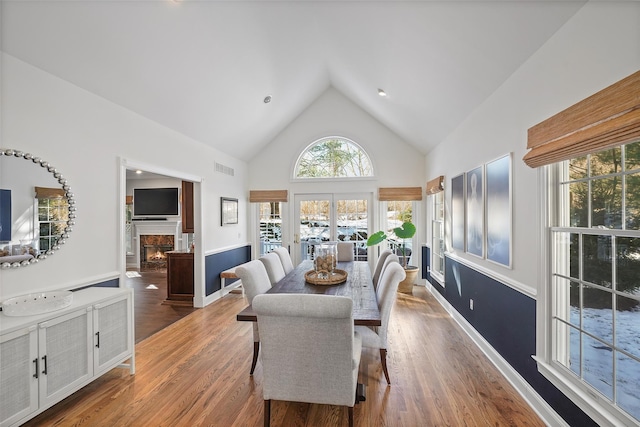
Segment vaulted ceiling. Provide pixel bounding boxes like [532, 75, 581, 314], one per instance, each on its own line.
[1, 0, 586, 161]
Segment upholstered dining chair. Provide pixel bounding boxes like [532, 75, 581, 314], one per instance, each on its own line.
[355, 262, 405, 385]
[235, 260, 273, 375]
[272, 246, 294, 274]
[376, 254, 399, 300]
[372, 249, 393, 290]
[253, 293, 362, 427]
[259, 252, 286, 285]
[336, 241, 355, 262]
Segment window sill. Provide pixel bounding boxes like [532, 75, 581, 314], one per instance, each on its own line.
[533, 356, 638, 427]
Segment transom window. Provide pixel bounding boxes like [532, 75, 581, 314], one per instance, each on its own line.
[294, 137, 373, 179]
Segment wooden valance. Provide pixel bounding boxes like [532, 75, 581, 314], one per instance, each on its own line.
[426, 176, 444, 195]
[35, 186, 65, 199]
[524, 70, 640, 168]
[378, 187, 423, 201]
[249, 190, 288, 203]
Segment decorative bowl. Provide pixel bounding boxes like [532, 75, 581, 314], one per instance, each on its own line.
[1, 290, 73, 316]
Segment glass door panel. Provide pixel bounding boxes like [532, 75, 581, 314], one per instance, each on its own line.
[336, 198, 368, 261]
[293, 193, 371, 265]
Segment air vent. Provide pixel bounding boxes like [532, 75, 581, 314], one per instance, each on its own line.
[215, 162, 235, 177]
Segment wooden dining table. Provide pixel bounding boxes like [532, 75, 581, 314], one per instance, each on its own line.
[236, 259, 381, 326]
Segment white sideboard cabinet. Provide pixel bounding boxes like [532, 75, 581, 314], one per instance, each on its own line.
[0, 287, 134, 427]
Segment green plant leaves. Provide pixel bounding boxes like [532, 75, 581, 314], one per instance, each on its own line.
[394, 221, 416, 239]
[366, 231, 387, 246]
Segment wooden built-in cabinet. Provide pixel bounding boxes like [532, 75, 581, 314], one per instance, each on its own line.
[181, 181, 194, 234]
[166, 251, 194, 304]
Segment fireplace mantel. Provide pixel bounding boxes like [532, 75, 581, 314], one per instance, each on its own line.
[134, 220, 182, 269]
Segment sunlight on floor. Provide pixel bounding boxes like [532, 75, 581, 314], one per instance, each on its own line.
[126, 271, 141, 278]
[146, 284, 159, 290]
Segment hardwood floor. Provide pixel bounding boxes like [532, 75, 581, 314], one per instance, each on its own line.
[23, 286, 545, 427]
[126, 269, 196, 343]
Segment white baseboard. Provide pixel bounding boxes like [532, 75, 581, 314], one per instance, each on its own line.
[425, 282, 568, 427]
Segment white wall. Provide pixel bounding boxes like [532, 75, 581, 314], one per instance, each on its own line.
[249, 87, 425, 191]
[0, 53, 248, 300]
[425, 1, 640, 294]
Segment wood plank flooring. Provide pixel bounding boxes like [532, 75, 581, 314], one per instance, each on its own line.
[126, 269, 196, 343]
[22, 286, 545, 427]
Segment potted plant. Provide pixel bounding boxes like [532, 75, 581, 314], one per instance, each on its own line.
[367, 221, 418, 293]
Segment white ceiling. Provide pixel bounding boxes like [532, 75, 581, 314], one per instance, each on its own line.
[2, 0, 587, 161]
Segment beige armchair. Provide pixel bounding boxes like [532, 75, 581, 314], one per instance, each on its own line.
[253, 293, 362, 427]
[235, 260, 273, 375]
[259, 252, 286, 284]
[355, 261, 405, 385]
[272, 246, 294, 274]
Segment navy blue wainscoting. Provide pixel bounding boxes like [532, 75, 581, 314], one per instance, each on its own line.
[422, 245, 430, 280]
[443, 255, 596, 426]
[204, 245, 251, 296]
[74, 277, 120, 291]
[422, 246, 445, 296]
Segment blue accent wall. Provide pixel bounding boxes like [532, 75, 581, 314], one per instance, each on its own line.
[422, 245, 444, 297]
[204, 244, 251, 296]
[74, 277, 120, 291]
[442, 255, 596, 426]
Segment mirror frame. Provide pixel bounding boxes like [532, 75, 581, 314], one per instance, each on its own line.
[0, 148, 76, 269]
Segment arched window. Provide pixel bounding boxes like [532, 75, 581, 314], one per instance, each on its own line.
[294, 137, 373, 179]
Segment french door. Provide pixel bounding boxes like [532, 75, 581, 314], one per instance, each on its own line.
[292, 193, 371, 265]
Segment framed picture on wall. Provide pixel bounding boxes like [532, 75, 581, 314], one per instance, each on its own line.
[221, 197, 238, 226]
[485, 153, 512, 268]
[466, 165, 484, 258]
[451, 173, 465, 251]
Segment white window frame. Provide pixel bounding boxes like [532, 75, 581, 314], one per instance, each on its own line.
[535, 147, 640, 427]
[252, 201, 286, 259]
[377, 199, 420, 269]
[430, 190, 445, 284]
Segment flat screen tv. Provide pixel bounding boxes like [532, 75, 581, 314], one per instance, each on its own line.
[133, 187, 179, 217]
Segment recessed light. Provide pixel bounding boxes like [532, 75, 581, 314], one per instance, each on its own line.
[264, 95, 272, 104]
[378, 89, 387, 97]
[136, 170, 142, 174]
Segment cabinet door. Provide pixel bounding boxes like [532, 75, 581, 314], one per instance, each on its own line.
[93, 294, 132, 375]
[167, 252, 194, 300]
[181, 180, 194, 233]
[38, 308, 93, 408]
[0, 327, 38, 427]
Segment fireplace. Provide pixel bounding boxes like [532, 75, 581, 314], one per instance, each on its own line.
[139, 235, 174, 271]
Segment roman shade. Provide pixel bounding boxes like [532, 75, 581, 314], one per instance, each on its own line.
[249, 190, 288, 203]
[523, 70, 640, 168]
[35, 187, 65, 198]
[426, 176, 444, 195]
[378, 187, 422, 201]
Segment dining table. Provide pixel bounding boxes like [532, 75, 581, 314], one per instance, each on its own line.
[236, 259, 381, 326]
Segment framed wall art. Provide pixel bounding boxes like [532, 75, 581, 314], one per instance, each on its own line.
[451, 173, 465, 251]
[485, 153, 512, 267]
[221, 197, 238, 226]
[466, 165, 484, 258]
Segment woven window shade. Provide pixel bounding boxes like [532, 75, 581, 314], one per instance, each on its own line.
[426, 176, 444, 195]
[524, 70, 640, 168]
[378, 187, 422, 201]
[249, 190, 288, 203]
[35, 187, 65, 198]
